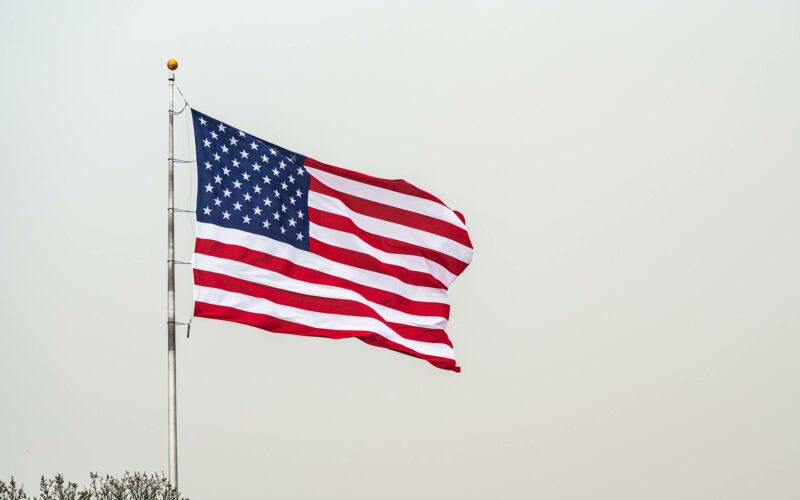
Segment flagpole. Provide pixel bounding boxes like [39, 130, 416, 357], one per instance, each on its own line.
[166, 58, 179, 490]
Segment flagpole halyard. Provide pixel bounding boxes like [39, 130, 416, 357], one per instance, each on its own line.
[166, 58, 179, 490]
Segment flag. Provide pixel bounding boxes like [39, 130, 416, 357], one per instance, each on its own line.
[190, 109, 473, 371]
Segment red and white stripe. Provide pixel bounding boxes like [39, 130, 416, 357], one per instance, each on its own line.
[193, 157, 473, 371]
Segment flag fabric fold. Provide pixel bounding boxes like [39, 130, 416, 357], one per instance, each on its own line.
[190, 109, 473, 371]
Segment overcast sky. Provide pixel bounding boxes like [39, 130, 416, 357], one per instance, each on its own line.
[1, 1, 799, 499]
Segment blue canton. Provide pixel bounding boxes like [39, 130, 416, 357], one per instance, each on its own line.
[192, 110, 310, 250]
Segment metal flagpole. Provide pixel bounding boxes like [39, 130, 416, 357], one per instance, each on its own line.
[166, 58, 179, 490]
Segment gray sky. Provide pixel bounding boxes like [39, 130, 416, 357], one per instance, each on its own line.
[1, 1, 799, 498]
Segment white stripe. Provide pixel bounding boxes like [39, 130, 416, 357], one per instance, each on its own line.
[309, 223, 458, 287]
[195, 253, 448, 329]
[195, 222, 449, 305]
[195, 285, 455, 360]
[306, 166, 467, 230]
[309, 192, 473, 264]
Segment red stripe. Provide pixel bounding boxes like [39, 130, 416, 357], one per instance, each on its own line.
[357, 335, 460, 372]
[310, 177, 472, 248]
[195, 302, 458, 371]
[194, 237, 451, 318]
[309, 237, 446, 289]
[385, 322, 452, 347]
[309, 208, 468, 277]
[196, 301, 365, 340]
[195, 269, 453, 346]
[197, 268, 374, 318]
[305, 157, 449, 206]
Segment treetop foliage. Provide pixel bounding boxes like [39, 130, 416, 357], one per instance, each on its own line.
[0, 473, 187, 500]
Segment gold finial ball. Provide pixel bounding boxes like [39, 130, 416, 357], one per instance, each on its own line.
[167, 59, 178, 71]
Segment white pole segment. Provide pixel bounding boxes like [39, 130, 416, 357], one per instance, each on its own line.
[167, 66, 179, 489]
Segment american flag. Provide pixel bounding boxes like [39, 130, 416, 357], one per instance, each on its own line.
[190, 110, 473, 371]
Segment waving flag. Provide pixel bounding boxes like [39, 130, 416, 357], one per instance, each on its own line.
[190, 110, 473, 371]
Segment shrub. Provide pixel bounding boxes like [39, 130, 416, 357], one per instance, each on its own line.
[0, 473, 187, 500]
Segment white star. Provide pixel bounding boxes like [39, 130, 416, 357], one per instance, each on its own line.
[213, 174, 222, 184]
[199, 117, 207, 125]
[210, 131, 218, 140]
[203, 206, 212, 215]
[280, 226, 286, 235]
[297, 210, 304, 219]
[204, 183, 213, 193]
[233, 202, 242, 211]
[263, 198, 272, 207]
[272, 167, 280, 177]
[213, 153, 221, 161]
[281, 204, 287, 213]
[240, 150, 249, 159]
[221, 145, 229, 153]
[203, 139, 211, 148]
[233, 180, 242, 189]
[218, 123, 226, 132]
[204, 161, 212, 170]
[213, 197, 222, 206]
[242, 215, 251, 224]
[261, 154, 269, 162]
[289, 155, 296, 163]
[243, 192, 252, 202]
[250, 141, 259, 150]
[269, 147, 277, 156]
[288, 218, 297, 227]
[222, 166, 231, 176]
[279, 160, 286, 170]
[273, 211, 280, 221]
[296, 167, 305, 176]
[222, 211, 231, 220]
[223, 188, 232, 197]
[273, 189, 280, 198]
[295, 189, 303, 198]
[252, 163, 261, 172]
[229, 137, 238, 146]
[281, 181, 288, 191]
[232, 159, 240, 168]
[289, 196, 296, 205]
[262, 220, 271, 229]
[242, 172, 251, 181]
[238, 130, 245, 137]
[253, 206, 262, 215]
[263, 176, 271, 184]
[296, 232, 304, 241]
[253, 185, 262, 194]
[288, 175, 295, 184]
